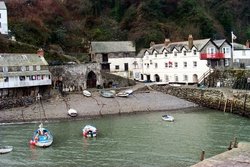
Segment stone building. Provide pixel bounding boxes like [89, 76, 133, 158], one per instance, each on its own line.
[89, 41, 138, 79]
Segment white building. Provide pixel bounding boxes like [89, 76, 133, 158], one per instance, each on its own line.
[134, 35, 232, 84]
[232, 40, 250, 67]
[0, 49, 51, 89]
[0, 1, 8, 35]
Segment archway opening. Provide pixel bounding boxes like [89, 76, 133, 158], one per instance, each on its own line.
[87, 71, 97, 88]
[154, 74, 160, 82]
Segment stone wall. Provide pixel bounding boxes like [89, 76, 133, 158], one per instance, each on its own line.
[151, 85, 250, 118]
[49, 63, 101, 91]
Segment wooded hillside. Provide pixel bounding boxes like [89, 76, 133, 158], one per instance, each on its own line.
[1, 0, 250, 61]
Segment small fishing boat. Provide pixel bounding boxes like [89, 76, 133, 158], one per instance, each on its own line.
[116, 91, 129, 97]
[82, 125, 97, 138]
[30, 123, 53, 147]
[100, 90, 115, 98]
[68, 108, 78, 117]
[124, 89, 133, 95]
[83, 90, 91, 97]
[162, 115, 174, 122]
[0, 146, 13, 154]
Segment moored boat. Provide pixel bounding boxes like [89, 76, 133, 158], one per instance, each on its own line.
[116, 91, 129, 97]
[124, 89, 133, 95]
[30, 123, 53, 147]
[162, 115, 174, 122]
[100, 90, 115, 98]
[0, 146, 13, 154]
[83, 90, 92, 97]
[68, 108, 78, 117]
[82, 125, 97, 138]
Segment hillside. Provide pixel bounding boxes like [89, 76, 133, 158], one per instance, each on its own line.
[1, 0, 250, 62]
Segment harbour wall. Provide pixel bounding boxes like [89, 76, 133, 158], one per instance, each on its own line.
[151, 84, 250, 118]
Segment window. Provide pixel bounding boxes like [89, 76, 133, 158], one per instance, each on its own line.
[150, 60, 153, 64]
[174, 52, 177, 56]
[115, 65, 119, 70]
[165, 53, 168, 57]
[155, 53, 157, 57]
[183, 62, 187, 68]
[184, 51, 187, 56]
[29, 66, 33, 71]
[174, 62, 178, 68]
[147, 64, 149, 68]
[0, 67, 2, 72]
[169, 62, 173, 68]
[165, 75, 169, 82]
[184, 75, 188, 81]
[124, 63, 128, 71]
[193, 50, 197, 55]
[3, 66, 8, 72]
[165, 63, 168, 68]
[36, 65, 41, 71]
[207, 47, 215, 54]
[175, 75, 178, 82]
[193, 61, 197, 67]
[20, 76, 25, 81]
[225, 59, 229, 66]
[21, 66, 26, 71]
[222, 47, 230, 54]
[4, 77, 8, 82]
[155, 63, 158, 68]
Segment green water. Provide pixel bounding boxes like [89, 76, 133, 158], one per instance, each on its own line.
[1, 108, 250, 167]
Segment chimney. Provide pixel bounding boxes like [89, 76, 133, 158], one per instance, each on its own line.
[150, 41, 155, 47]
[164, 38, 170, 46]
[188, 34, 193, 50]
[246, 40, 250, 48]
[37, 48, 44, 57]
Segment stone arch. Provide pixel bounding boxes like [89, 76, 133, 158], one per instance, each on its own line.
[193, 74, 198, 83]
[87, 71, 97, 88]
[154, 74, 160, 82]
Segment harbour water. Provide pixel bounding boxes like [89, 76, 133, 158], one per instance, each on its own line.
[1, 108, 250, 167]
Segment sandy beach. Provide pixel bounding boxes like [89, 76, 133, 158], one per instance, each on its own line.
[0, 85, 198, 123]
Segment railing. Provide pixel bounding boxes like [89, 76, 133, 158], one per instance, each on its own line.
[200, 53, 225, 60]
[198, 68, 214, 84]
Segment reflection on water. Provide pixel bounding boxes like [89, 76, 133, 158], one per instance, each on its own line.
[1, 108, 250, 167]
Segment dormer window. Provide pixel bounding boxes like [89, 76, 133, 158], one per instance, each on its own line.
[165, 52, 168, 57]
[155, 53, 157, 57]
[174, 52, 177, 56]
[184, 51, 187, 56]
[193, 50, 197, 55]
[150, 60, 153, 64]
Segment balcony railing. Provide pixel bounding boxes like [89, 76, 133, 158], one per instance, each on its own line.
[200, 53, 225, 60]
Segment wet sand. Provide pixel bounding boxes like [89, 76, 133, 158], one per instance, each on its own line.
[0, 89, 198, 123]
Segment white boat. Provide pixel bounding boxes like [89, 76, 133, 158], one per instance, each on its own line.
[68, 108, 78, 117]
[116, 91, 129, 97]
[162, 115, 174, 122]
[124, 89, 133, 95]
[82, 125, 97, 138]
[100, 90, 115, 98]
[83, 90, 91, 97]
[30, 123, 53, 147]
[0, 146, 13, 154]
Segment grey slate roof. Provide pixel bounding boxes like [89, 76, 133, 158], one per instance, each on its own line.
[0, 54, 49, 66]
[91, 41, 135, 53]
[146, 38, 211, 54]
[0, 1, 6, 10]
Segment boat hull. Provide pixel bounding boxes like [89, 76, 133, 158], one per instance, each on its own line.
[30, 126, 53, 147]
[68, 108, 78, 117]
[83, 90, 92, 97]
[162, 115, 174, 122]
[0, 146, 13, 154]
[82, 125, 97, 138]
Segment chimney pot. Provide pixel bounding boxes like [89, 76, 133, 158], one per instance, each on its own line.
[246, 40, 250, 48]
[164, 38, 170, 46]
[37, 48, 44, 57]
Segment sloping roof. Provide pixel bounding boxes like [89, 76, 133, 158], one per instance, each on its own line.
[91, 41, 135, 53]
[0, 54, 49, 66]
[213, 39, 226, 47]
[137, 48, 147, 58]
[146, 38, 210, 54]
[0, 1, 6, 10]
[233, 43, 247, 49]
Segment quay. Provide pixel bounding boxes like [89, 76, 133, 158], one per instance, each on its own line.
[191, 142, 250, 167]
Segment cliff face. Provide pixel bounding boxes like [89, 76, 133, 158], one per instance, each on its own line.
[4, 0, 250, 54]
